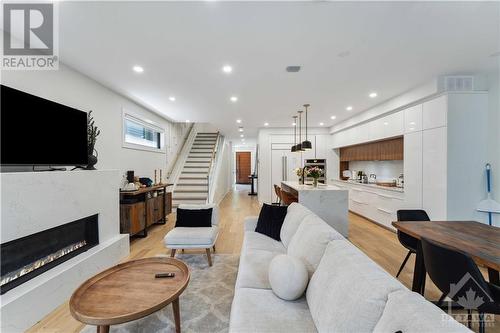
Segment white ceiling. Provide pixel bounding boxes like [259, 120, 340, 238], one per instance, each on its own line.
[56, 1, 499, 141]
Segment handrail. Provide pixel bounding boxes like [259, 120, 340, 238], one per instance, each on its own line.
[167, 122, 194, 178]
[207, 133, 222, 203]
[167, 123, 198, 191]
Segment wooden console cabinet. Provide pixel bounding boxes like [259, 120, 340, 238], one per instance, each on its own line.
[120, 184, 173, 237]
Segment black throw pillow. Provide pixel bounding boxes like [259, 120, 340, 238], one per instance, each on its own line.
[175, 208, 213, 228]
[255, 204, 288, 241]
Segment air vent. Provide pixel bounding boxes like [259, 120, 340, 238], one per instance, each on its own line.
[286, 66, 301, 73]
[444, 76, 474, 92]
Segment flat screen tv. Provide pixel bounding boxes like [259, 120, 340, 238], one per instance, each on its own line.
[1, 85, 88, 166]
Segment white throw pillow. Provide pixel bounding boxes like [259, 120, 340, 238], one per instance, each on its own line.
[268, 254, 308, 301]
[280, 203, 313, 248]
[287, 214, 344, 277]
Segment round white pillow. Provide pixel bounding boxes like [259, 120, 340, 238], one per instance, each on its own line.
[268, 254, 309, 301]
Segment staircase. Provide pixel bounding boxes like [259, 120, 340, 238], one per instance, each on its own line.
[172, 132, 219, 207]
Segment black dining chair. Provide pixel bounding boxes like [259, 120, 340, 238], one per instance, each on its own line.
[395, 209, 430, 278]
[421, 237, 500, 333]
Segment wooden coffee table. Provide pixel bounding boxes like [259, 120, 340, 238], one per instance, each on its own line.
[70, 257, 190, 333]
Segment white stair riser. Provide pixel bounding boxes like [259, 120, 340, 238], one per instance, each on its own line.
[175, 186, 208, 192]
[173, 193, 208, 199]
[178, 179, 208, 185]
[182, 168, 209, 173]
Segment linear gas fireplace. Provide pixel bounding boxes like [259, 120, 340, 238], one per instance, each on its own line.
[1, 214, 99, 294]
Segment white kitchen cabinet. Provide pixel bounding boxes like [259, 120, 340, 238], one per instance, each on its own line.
[404, 104, 423, 133]
[423, 95, 447, 130]
[403, 131, 423, 209]
[314, 135, 328, 159]
[422, 126, 447, 220]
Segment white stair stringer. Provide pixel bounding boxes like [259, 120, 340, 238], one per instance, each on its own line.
[172, 132, 219, 208]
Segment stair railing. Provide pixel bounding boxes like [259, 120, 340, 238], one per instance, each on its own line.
[207, 132, 222, 203]
[167, 122, 198, 192]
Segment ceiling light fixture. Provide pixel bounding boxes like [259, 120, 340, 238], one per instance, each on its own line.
[230, 96, 238, 102]
[291, 116, 298, 152]
[132, 65, 144, 73]
[222, 65, 233, 73]
[238, 127, 244, 132]
[240, 134, 244, 138]
[264, 122, 269, 126]
[330, 115, 336, 120]
[319, 122, 324, 126]
[301, 104, 312, 150]
[369, 92, 378, 98]
[346, 106, 353, 111]
[185, 120, 190, 123]
[236, 119, 242, 124]
[169, 96, 176, 101]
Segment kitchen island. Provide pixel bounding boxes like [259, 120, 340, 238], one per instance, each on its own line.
[281, 181, 349, 237]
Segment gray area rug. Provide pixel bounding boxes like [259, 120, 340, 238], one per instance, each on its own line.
[81, 254, 239, 333]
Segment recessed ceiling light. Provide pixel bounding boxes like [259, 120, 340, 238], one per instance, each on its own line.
[369, 92, 378, 98]
[185, 120, 190, 123]
[132, 65, 144, 73]
[222, 65, 233, 73]
[264, 122, 269, 126]
[383, 122, 389, 125]
[169, 96, 176, 102]
[409, 121, 416, 125]
[236, 119, 242, 124]
[240, 134, 244, 138]
[230, 96, 238, 102]
[292, 122, 297, 126]
[330, 115, 336, 120]
[238, 127, 244, 132]
[346, 106, 353, 111]
[319, 122, 324, 126]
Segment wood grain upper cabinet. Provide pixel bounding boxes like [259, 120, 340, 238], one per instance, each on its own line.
[339, 137, 403, 161]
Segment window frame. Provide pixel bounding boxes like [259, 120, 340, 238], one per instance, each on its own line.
[122, 109, 166, 154]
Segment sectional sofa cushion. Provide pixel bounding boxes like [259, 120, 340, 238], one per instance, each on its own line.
[280, 203, 314, 248]
[287, 214, 345, 277]
[236, 246, 285, 289]
[255, 203, 288, 241]
[242, 231, 286, 253]
[229, 288, 317, 333]
[307, 240, 405, 333]
[268, 254, 309, 301]
[373, 290, 471, 333]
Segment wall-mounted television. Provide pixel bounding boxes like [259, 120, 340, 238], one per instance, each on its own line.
[1, 85, 88, 166]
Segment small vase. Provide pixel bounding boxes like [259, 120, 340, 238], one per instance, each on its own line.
[313, 178, 318, 187]
[86, 148, 98, 170]
[299, 177, 303, 185]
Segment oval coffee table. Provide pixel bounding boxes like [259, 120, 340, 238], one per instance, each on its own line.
[70, 257, 190, 333]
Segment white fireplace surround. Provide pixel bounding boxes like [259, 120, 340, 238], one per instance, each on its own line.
[0, 170, 129, 332]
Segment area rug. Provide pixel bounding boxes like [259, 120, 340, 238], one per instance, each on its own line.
[80, 254, 239, 333]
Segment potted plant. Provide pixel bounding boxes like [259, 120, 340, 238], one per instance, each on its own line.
[86, 110, 100, 170]
[305, 166, 323, 187]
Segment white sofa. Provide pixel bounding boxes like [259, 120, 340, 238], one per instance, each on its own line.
[229, 203, 470, 333]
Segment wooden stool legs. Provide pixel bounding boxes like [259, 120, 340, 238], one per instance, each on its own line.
[205, 248, 212, 266]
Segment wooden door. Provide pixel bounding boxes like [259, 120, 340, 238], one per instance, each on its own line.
[236, 152, 252, 184]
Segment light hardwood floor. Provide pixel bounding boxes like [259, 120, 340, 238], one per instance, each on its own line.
[27, 185, 498, 333]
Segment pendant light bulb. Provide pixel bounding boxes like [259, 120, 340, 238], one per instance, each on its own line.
[302, 104, 312, 150]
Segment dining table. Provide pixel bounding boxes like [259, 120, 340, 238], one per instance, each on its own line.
[392, 220, 500, 295]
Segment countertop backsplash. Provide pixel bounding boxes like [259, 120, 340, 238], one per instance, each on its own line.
[348, 160, 403, 181]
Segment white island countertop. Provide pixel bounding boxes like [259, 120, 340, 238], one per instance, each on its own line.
[281, 181, 343, 191]
[281, 181, 349, 237]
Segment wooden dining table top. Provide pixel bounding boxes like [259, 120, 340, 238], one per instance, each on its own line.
[392, 221, 500, 271]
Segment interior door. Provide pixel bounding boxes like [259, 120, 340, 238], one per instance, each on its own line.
[236, 152, 252, 184]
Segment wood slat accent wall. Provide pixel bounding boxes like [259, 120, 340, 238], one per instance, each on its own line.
[339, 137, 403, 162]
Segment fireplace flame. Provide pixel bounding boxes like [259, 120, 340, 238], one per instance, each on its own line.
[1, 240, 87, 287]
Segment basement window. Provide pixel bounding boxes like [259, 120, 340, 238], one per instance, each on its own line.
[122, 111, 165, 153]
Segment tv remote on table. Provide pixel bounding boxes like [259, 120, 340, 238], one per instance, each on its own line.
[155, 272, 175, 278]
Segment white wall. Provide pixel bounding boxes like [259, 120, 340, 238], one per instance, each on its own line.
[2, 64, 190, 183]
[212, 140, 232, 204]
[487, 72, 500, 207]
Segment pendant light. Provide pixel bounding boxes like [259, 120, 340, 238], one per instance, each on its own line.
[296, 110, 304, 151]
[301, 104, 312, 150]
[291, 116, 298, 152]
